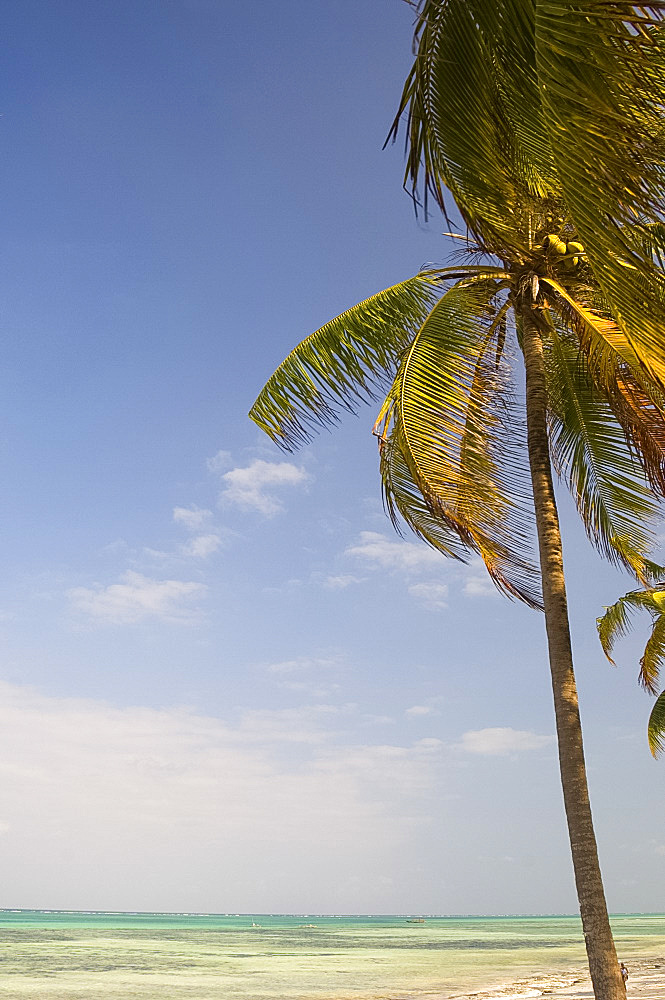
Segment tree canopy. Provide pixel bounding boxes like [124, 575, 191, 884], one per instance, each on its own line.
[390, 1, 665, 384]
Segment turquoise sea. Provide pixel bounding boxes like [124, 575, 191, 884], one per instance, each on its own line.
[0, 910, 664, 999]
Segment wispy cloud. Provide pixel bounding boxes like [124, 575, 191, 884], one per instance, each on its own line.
[265, 655, 338, 675]
[181, 533, 223, 559]
[406, 705, 435, 718]
[0, 680, 458, 909]
[345, 531, 443, 573]
[457, 727, 554, 756]
[68, 572, 206, 624]
[361, 714, 395, 727]
[278, 679, 342, 698]
[173, 505, 213, 532]
[462, 558, 497, 598]
[323, 574, 363, 590]
[408, 581, 449, 610]
[264, 656, 341, 698]
[220, 459, 309, 516]
[0, 682, 445, 889]
[344, 532, 500, 606]
[206, 449, 232, 475]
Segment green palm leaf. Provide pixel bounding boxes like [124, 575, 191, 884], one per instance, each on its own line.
[249, 274, 440, 448]
[378, 416, 470, 562]
[535, 1, 665, 384]
[488, 0, 560, 198]
[641, 613, 665, 697]
[389, 0, 558, 247]
[541, 276, 644, 372]
[544, 317, 661, 582]
[597, 590, 641, 666]
[598, 587, 665, 753]
[597, 588, 665, 687]
[543, 277, 665, 499]
[648, 690, 665, 757]
[382, 278, 541, 606]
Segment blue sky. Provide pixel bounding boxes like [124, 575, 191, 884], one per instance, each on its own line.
[1, 0, 663, 915]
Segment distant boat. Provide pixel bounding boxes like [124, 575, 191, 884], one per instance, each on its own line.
[406, 918, 425, 923]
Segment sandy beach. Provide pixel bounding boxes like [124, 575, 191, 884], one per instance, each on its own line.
[552, 957, 665, 1000]
[440, 957, 665, 1000]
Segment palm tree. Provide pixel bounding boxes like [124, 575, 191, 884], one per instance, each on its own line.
[250, 5, 665, 999]
[381, 4, 665, 992]
[250, 223, 665, 1000]
[598, 586, 665, 756]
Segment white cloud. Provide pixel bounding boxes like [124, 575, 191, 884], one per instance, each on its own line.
[462, 559, 497, 598]
[68, 571, 207, 625]
[172, 507, 222, 558]
[140, 546, 171, 561]
[406, 705, 434, 717]
[231, 704, 346, 745]
[408, 581, 449, 610]
[265, 656, 337, 675]
[416, 737, 444, 751]
[181, 533, 222, 559]
[312, 738, 444, 792]
[264, 656, 340, 698]
[457, 727, 554, 756]
[344, 535, 500, 604]
[220, 459, 309, 516]
[323, 574, 363, 590]
[345, 531, 443, 573]
[361, 714, 395, 726]
[173, 506, 213, 532]
[463, 576, 496, 597]
[279, 680, 342, 698]
[0, 682, 446, 910]
[206, 449, 232, 475]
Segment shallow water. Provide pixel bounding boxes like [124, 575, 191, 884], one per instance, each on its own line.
[0, 911, 663, 999]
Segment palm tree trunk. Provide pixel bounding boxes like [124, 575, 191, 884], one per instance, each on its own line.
[521, 306, 625, 1000]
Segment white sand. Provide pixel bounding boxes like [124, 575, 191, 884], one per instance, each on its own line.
[439, 956, 665, 1000]
[549, 956, 665, 999]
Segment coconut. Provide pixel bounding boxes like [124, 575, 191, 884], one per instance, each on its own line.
[543, 234, 567, 255]
[566, 241, 585, 255]
[652, 590, 665, 611]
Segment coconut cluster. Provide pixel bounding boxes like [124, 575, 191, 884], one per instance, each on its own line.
[542, 234, 585, 273]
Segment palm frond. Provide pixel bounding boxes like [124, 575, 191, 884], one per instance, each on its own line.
[641, 612, 665, 695]
[381, 277, 542, 607]
[648, 690, 665, 757]
[388, 0, 558, 248]
[249, 274, 440, 449]
[597, 588, 664, 671]
[544, 317, 661, 583]
[640, 220, 665, 270]
[535, 1, 665, 384]
[544, 277, 665, 498]
[597, 590, 642, 665]
[483, 0, 561, 198]
[378, 417, 470, 562]
[599, 585, 665, 755]
[541, 277, 643, 370]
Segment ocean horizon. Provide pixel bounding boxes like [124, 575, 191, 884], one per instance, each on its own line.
[1, 909, 664, 999]
[2, 907, 665, 918]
